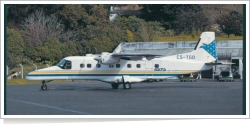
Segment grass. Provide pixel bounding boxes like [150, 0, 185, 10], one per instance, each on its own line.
[7, 78, 75, 85]
[153, 34, 243, 42]
[7, 78, 41, 85]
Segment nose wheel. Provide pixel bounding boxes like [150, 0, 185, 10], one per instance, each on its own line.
[41, 80, 51, 91]
[41, 84, 48, 90]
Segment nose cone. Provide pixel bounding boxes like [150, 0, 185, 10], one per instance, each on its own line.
[26, 71, 36, 80]
[26, 66, 60, 80]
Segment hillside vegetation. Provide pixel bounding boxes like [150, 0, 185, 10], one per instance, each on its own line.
[6, 4, 243, 72]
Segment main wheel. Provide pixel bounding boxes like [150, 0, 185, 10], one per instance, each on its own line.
[123, 83, 131, 89]
[111, 84, 119, 89]
[41, 85, 47, 90]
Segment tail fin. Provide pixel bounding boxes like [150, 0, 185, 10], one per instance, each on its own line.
[188, 32, 218, 62]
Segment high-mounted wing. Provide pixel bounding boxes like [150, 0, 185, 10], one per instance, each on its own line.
[112, 53, 162, 60]
[94, 52, 162, 65]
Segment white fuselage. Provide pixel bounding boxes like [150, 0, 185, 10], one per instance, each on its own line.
[26, 55, 213, 83]
[26, 31, 218, 89]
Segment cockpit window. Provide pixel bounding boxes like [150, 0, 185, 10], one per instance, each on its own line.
[57, 59, 66, 68]
[57, 59, 72, 69]
[65, 61, 72, 69]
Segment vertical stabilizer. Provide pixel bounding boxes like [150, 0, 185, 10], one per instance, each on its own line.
[178, 32, 217, 63]
[195, 32, 217, 60]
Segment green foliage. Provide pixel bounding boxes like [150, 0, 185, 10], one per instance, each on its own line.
[28, 37, 63, 65]
[6, 4, 243, 71]
[62, 42, 79, 57]
[146, 21, 166, 40]
[216, 10, 243, 37]
[7, 28, 24, 68]
[44, 37, 63, 65]
[126, 29, 134, 42]
[87, 36, 115, 53]
[57, 4, 89, 30]
[115, 16, 165, 42]
[141, 4, 210, 35]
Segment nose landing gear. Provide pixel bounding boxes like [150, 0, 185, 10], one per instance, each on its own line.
[41, 80, 52, 91]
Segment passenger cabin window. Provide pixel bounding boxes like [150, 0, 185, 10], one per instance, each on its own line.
[116, 64, 120, 68]
[80, 64, 85, 68]
[136, 64, 141, 68]
[109, 65, 114, 68]
[87, 64, 91, 68]
[57, 59, 72, 69]
[127, 64, 131, 68]
[155, 64, 159, 68]
[96, 64, 101, 68]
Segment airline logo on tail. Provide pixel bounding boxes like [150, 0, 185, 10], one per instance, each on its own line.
[199, 39, 217, 59]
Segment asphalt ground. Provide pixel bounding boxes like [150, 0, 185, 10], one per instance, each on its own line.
[5, 79, 244, 115]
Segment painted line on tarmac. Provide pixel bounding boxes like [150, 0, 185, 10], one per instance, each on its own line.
[7, 99, 91, 115]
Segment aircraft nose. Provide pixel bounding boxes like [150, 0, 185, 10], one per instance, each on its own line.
[26, 71, 35, 80]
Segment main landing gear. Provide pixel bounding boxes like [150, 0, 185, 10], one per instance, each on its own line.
[41, 80, 52, 91]
[111, 83, 131, 90]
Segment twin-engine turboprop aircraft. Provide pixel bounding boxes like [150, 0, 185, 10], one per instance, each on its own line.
[26, 32, 222, 90]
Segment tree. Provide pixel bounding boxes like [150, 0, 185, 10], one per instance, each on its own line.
[44, 37, 63, 65]
[216, 10, 243, 37]
[126, 29, 134, 42]
[140, 4, 208, 35]
[21, 10, 63, 47]
[62, 42, 79, 57]
[115, 16, 165, 42]
[56, 5, 89, 30]
[146, 21, 166, 40]
[7, 28, 24, 68]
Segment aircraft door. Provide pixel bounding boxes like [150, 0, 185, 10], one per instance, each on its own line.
[145, 61, 153, 77]
[79, 60, 85, 72]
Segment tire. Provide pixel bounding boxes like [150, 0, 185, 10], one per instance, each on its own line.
[111, 84, 119, 89]
[123, 83, 131, 89]
[41, 85, 47, 90]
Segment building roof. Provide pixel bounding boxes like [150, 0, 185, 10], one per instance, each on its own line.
[113, 40, 243, 59]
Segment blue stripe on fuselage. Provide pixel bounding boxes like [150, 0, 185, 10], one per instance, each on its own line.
[26, 74, 181, 77]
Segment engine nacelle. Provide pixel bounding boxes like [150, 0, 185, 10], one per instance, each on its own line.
[94, 52, 120, 65]
[146, 56, 155, 60]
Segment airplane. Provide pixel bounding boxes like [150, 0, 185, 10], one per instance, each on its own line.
[26, 31, 224, 90]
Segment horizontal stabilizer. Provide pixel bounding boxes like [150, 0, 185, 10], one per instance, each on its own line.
[205, 62, 235, 65]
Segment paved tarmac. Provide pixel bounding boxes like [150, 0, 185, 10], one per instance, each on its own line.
[5, 79, 244, 115]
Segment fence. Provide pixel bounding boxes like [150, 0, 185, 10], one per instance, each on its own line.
[6, 64, 50, 79]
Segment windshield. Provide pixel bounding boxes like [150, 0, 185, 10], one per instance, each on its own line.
[57, 59, 67, 69]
